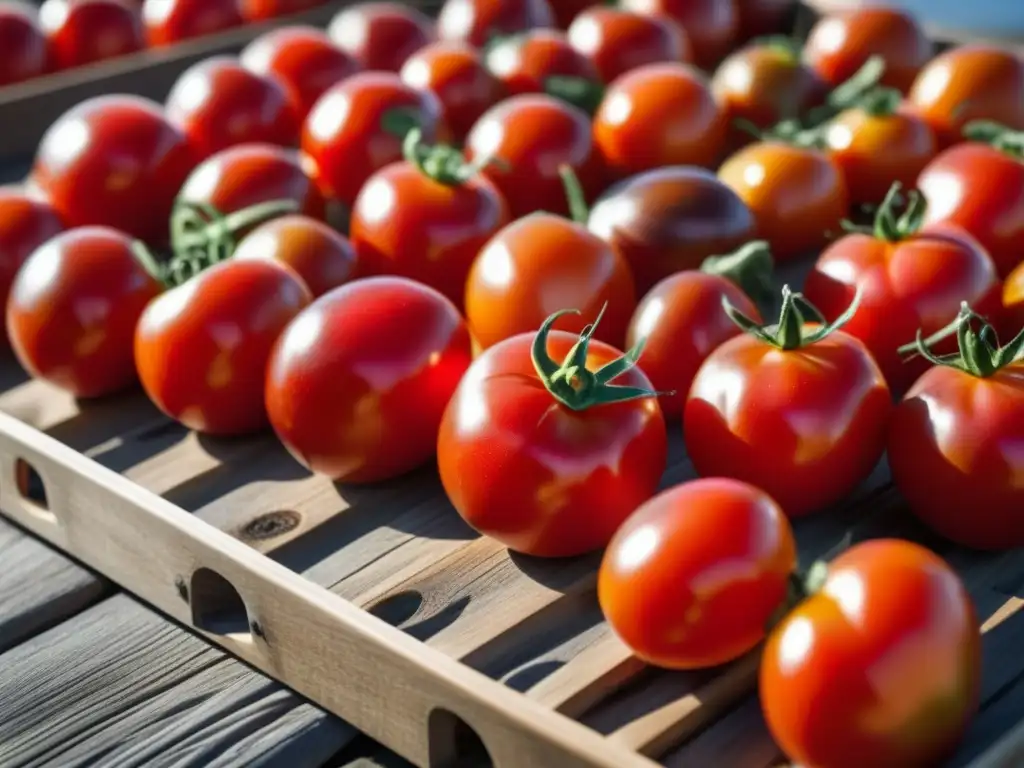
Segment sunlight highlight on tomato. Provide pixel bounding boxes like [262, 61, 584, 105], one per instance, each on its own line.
[0, 3, 48, 85]
[142, 0, 242, 47]
[327, 2, 435, 72]
[40, 0, 143, 70]
[620, 0, 738, 69]
[436, 0, 555, 47]
[566, 7, 691, 84]
[485, 29, 599, 96]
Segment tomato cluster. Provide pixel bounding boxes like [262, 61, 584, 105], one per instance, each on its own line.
[4, 1, 1024, 766]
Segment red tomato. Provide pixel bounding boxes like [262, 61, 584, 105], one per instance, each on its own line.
[135, 259, 311, 435]
[238, 0, 319, 22]
[266, 277, 473, 483]
[0, 2, 48, 85]
[684, 286, 892, 516]
[1004, 260, 1024, 332]
[464, 93, 601, 219]
[626, 241, 769, 418]
[32, 95, 197, 244]
[7, 226, 163, 398]
[166, 56, 299, 159]
[240, 26, 361, 121]
[619, 0, 738, 69]
[599, 478, 796, 670]
[400, 41, 504, 142]
[484, 28, 599, 96]
[142, 0, 241, 47]
[327, 2, 435, 73]
[550, 0, 592, 29]
[301, 71, 447, 208]
[39, 0, 143, 70]
[735, 0, 795, 43]
[761, 539, 980, 768]
[437, 315, 667, 557]
[594, 62, 725, 178]
[436, 0, 555, 47]
[566, 7, 691, 84]
[233, 214, 357, 298]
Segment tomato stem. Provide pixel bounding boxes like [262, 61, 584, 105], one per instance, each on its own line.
[767, 561, 830, 631]
[544, 75, 606, 116]
[724, 284, 861, 351]
[858, 86, 902, 117]
[381, 107, 422, 140]
[402, 127, 490, 186]
[558, 164, 590, 224]
[898, 302, 1024, 378]
[866, 182, 927, 242]
[963, 119, 1024, 159]
[751, 35, 802, 62]
[700, 240, 775, 309]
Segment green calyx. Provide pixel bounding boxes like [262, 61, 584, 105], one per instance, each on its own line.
[531, 305, 667, 411]
[544, 75, 606, 116]
[858, 86, 903, 117]
[700, 240, 775, 310]
[898, 302, 1024, 378]
[557, 164, 590, 224]
[842, 181, 927, 242]
[766, 560, 830, 631]
[752, 35, 802, 63]
[963, 119, 1024, 159]
[403, 127, 486, 186]
[725, 284, 861, 351]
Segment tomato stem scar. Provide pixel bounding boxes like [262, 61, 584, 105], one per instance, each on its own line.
[724, 284, 862, 351]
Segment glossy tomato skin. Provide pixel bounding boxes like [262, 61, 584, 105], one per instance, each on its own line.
[550, 0, 592, 29]
[7, 227, 163, 398]
[326, 2, 434, 73]
[589, 166, 757, 295]
[136, 259, 311, 435]
[0, 3, 48, 85]
[240, 26, 361, 121]
[142, 0, 242, 47]
[266, 277, 473, 483]
[599, 478, 796, 670]
[918, 143, 1024, 279]
[239, 0, 320, 22]
[436, 0, 555, 47]
[619, 0, 738, 69]
[594, 62, 725, 178]
[761, 539, 981, 768]
[1004, 261, 1024, 333]
[627, 271, 760, 419]
[684, 329, 892, 516]
[438, 330, 667, 557]
[40, 0, 143, 70]
[33, 95, 197, 244]
[301, 72, 447, 208]
[400, 42, 505, 142]
[350, 161, 510, 307]
[465, 213, 635, 350]
[464, 93, 602, 219]
[485, 28, 599, 95]
[566, 7, 691, 84]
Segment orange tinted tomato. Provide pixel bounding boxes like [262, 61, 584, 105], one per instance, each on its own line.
[326, 2, 434, 73]
[266, 277, 473, 483]
[0, 3, 48, 85]
[684, 288, 892, 516]
[485, 28, 599, 96]
[736, 0, 794, 43]
[136, 259, 311, 435]
[599, 478, 796, 670]
[619, 0, 738, 69]
[1004, 261, 1024, 332]
[40, 0, 143, 70]
[238, 0, 319, 22]
[718, 141, 848, 262]
[761, 539, 980, 768]
[566, 7, 691, 84]
[436, 0, 555, 47]
[437, 321, 667, 557]
[7, 227, 163, 398]
[594, 62, 725, 178]
[142, 0, 241, 47]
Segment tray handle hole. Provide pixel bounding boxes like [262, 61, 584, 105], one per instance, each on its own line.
[189, 568, 252, 638]
[428, 708, 493, 767]
[14, 458, 53, 520]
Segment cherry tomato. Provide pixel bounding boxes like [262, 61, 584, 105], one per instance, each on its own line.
[718, 141, 849, 262]
[301, 71, 448, 209]
[685, 287, 892, 516]
[350, 135, 510, 308]
[619, 0, 738, 69]
[761, 539, 980, 768]
[566, 7, 691, 84]
[588, 166, 757, 295]
[464, 93, 601, 219]
[240, 26, 361, 121]
[484, 28, 599, 96]
[735, 0, 794, 43]
[437, 316, 667, 557]
[33, 95, 197, 244]
[0, 2, 48, 85]
[142, 0, 241, 47]
[594, 62, 725, 178]
[550, 0, 592, 30]
[165, 56, 299, 159]
[436, 0, 555, 48]
[1004, 260, 1024, 332]
[39, 0, 143, 71]
[400, 41, 505, 142]
[7, 226, 163, 398]
[327, 2, 434, 73]
[136, 259, 311, 435]
[238, 0, 319, 22]
[266, 276, 473, 483]
[599, 477, 796, 670]
[908, 46, 1024, 146]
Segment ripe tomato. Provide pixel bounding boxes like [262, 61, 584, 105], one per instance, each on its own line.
[464, 93, 601, 219]
[761, 539, 980, 768]
[238, 0, 320, 22]
[594, 62, 726, 178]
[165, 56, 298, 159]
[0, 3, 48, 85]
[142, 0, 241, 47]
[266, 277, 473, 483]
[436, 0, 555, 47]
[685, 286, 892, 516]
[566, 7, 691, 84]
[136, 259, 310, 435]
[484, 28, 599, 97]
[550, 0, 592, 29]
[1004, 260, 1024, 332]
[326, 2, 434, 73]
[599, 477, 796, 670]
[233, 214, 356, 298]
[437, 313, 667, 557]
[908, 46, 1024, 146]
[33, 95, 197, 244]
[350, 131, 510, 307]
[39, 0, 143, 71]
[588, 165, 756, 295]
[626, 241, 770, 418]
[240, 26, 361, 121]
[718, 141, 848, 262]
[400, 41, 505, 142]
[7, 226, 163, 398]
[301, 71, 447, 209]
[735, 0, 794, 43]
[619, 0, 738, 69]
